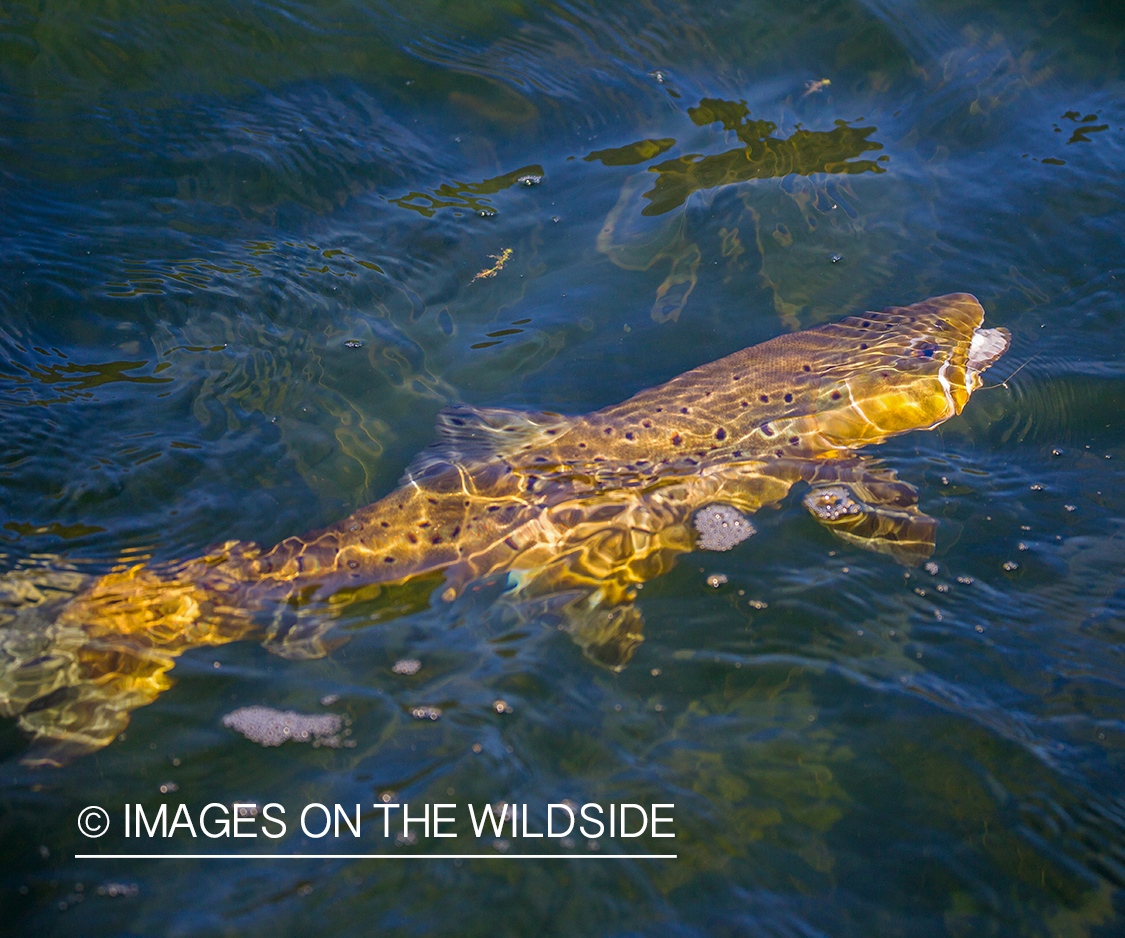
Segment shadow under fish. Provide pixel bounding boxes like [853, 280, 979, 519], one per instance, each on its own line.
[0, 293, 1008, 766]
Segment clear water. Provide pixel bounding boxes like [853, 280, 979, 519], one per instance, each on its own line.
[2, 1, 1124, 935]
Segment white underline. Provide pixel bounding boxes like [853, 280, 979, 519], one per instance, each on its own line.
[75, 853, 677, 860]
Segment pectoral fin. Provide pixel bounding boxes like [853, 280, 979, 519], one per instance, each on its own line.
[803, 476, 936, 564]
[261, 606, 349, 660]
[510, 589, 645, 671]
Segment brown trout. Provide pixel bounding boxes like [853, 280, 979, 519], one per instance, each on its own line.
[0, 293, 1008, 765]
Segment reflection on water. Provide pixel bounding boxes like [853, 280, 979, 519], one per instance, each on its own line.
[104, 242, 387, 298]
[0, 355, 172, 403]
[1, 0, 1124, 936]
[591, 98, 888, 323]
[584, 138, 677, 167]
[641, 100, 886, 216]
[390, 164, 547, 217]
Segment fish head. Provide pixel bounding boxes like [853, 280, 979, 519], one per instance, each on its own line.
[803, 294, 1010, 448]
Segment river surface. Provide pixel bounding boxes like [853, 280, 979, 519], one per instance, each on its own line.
[2, 1, 1124, 935]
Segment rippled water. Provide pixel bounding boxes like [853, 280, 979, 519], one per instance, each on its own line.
[2, 1, 1124, 935]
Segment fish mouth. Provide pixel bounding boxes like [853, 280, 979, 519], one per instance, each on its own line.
[965, 325, 1012, 392]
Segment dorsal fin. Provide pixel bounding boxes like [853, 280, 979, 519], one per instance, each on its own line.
[400, 405, 574, 483]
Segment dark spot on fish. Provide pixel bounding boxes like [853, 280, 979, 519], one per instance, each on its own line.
[715, 427, 727, 440]
[859, 343, 867, 350]
[578, 442, 587, 448]
[535, 456, 548, 462]
[684, 457, 698, 466]
[418, 521, 430, 528]
[740, 400, 749, 407]
[681, 407, 689, 414]
[831, 391, 842, 400]
[428, 498, 438, 505]
[487, 505, 500, 512]
[881, 372, 889, 378]
[861, 321, 871, 328]
[642, 420, 653, 428]
[431, 535, 442, 544]
[789, 436, 799, 445]
[775, 449, 784, 456]
[761, 424, 774, 436]
[655, 407, 663, 412]
[625, 432, 634, 441]
[733, 450, 743, 457]
[671, 433, 683, 446]
[384, 556, 395, 563]
[803, 364, 812, 372]
[450, 526, 460, 537]
[407, 533, 418, 544]
[546, 429, 557, 435]
[760, 394, 769, 403]
[784, 392, 793, 403]
[733, 375, 742, 381]
[450, 418, 465, 426]
[381, 521, 390, 528]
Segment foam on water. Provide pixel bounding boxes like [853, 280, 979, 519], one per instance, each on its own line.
[693, 505, 756, 551]
[221, 705, 349, 748]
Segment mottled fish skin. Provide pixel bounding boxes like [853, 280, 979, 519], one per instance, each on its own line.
[0, 294, 1009, 765]
[237, 293, 1005, 587]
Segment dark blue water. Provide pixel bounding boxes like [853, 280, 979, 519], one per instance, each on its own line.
[2, 1, 1124, 935]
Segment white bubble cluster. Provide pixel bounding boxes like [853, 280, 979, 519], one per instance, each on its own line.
[693, 504, 756, 551]
[221, 705, 349, 748]
[392, 658, 422, 675]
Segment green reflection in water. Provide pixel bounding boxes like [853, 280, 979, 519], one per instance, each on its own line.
[390, 164, 546, 217]
[104, 242, 385, 298]
[0, 357, 173, 404]
[584, 138, 677, 167]
[595, 99, 888, 325]
[3, 520, 105, 539]
[642, 99, 886, 217]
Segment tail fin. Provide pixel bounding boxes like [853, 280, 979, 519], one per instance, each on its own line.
[0, 556, 258, 766]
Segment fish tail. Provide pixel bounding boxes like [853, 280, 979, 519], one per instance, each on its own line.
[0, 550, 263, 766]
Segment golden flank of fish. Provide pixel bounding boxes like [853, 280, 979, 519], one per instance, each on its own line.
[0, 293, 1008, 765]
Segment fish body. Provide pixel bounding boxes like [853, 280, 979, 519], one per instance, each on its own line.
[0, 294, 1008, 764]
